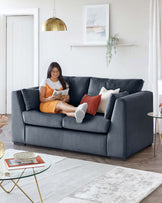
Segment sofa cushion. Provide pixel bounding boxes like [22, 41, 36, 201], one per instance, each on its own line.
[63, 76, 90, 106]
[88, 77, 144, 96]
[104, 91, 129, 119]
[98, 87, 120, 114]
[22, 110, 65, 128]
[62, 114, 110, 134]
[21, 88, 40, 111]
[80, 94, 101, 115]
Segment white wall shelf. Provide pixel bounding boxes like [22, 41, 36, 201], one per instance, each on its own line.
[70, 44, 106, 47]
[70, 43, 136, 49]
[116, 44, 136, 47]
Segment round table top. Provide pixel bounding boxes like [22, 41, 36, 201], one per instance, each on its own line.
[147, 112, 162, 119]
[0, 151, 51, 180]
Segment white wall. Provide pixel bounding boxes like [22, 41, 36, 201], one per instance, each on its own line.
[40, 0, 150, 90]
[0, 0, 150, 90]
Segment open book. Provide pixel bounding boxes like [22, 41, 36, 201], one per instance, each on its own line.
[52, 88, 69, 99]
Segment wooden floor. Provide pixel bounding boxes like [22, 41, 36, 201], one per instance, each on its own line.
[1, 115, 162, 203]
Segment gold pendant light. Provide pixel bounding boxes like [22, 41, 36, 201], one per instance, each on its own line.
[42, 17, 67, 31]
[42, 0, 67, 31]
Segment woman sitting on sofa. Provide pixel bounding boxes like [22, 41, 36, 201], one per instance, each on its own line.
[39, 62, 87, 123]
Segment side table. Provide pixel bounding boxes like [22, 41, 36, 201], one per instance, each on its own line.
[147, 112, 162, 157]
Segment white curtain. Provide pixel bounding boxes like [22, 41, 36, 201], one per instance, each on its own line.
[148, 0, 161, 114]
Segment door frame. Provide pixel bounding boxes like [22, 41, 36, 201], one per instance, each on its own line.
[0, 8, 39, 114]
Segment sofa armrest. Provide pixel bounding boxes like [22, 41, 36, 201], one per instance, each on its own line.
[107, 91, 153, 159]
[12, 90, 26, 143]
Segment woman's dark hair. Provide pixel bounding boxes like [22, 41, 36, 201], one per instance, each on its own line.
[47, 62, 67, 89]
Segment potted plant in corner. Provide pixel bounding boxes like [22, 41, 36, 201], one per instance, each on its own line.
[106, 34, 119, 65]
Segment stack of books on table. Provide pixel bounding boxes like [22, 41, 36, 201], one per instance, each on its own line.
[5, 155, 45, 170]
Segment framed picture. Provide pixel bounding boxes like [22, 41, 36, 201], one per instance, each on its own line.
[83, 4, 109, 45]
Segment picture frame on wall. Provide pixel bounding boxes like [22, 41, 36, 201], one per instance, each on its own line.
[83, 4, 109, 45]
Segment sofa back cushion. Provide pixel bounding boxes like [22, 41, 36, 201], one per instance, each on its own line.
[64, 76, 90, 106]
[21, 88, 40, 111]
[88, 77, 144, 96]
[104, 91, 129, 119]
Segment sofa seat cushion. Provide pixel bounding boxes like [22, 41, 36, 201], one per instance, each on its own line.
[62, 114, 110, 134]
[22, 110, 65, 128]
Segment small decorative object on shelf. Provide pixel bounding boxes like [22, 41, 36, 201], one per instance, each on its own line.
[0, 115, 8, 159]
[159, 103, 162, 114]
[106, 33, 119, 65]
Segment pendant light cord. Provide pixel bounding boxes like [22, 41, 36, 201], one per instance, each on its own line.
[52, 0, 56, 17]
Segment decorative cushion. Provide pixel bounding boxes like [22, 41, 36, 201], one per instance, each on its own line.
[97, 87, 120, 114]
[80, 94, 101, 115]
[104, 91, 129, 119]
[21, 89, 40, 111]
[87, 77, 144, 96]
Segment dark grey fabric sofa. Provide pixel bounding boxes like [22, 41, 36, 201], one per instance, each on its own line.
[12, 76, 153, 159]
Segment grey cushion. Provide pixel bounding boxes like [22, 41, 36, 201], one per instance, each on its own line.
[22, 110, 65, 128]
[104, 91, 129, 119]
[21, 88, 40, 111]
[88, 77, 144, 96]
[63, 76, 90, 106]
[62, 114, 110, 134]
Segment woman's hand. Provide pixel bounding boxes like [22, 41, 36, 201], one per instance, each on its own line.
[39, 86, 61, 102]
[65, 95, 70, 102]
[61, 95, 69, 103]
[48, 95, 60, 102]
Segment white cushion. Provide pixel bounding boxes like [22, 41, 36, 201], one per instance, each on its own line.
[97, 87, 120, 113]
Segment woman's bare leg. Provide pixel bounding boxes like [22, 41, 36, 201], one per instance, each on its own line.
[55, 101, 77, 113]
[59, 110, 75, 117]
[56, 101, 88, 123]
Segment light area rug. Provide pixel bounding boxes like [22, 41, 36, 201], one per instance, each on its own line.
[0, 149, 162, 203]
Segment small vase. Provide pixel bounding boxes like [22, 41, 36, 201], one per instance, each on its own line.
[0, 141, 5, 159]
[159, 107, 162, 115]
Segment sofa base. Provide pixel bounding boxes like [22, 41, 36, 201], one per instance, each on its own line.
[25, 125, 107, 156]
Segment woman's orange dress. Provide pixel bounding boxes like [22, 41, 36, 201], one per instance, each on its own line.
[40, 83, 63, 113]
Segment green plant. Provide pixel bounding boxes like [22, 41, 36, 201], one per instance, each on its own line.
[106, 34, 119, 65]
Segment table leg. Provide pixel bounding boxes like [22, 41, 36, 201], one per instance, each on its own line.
[154, 118, 157, 157]
[0, 169, 43, 203]
[155, 136, 161, 156]
[33, 168, 43, 203]
[157, 119, 162, 144]
[11, 179, 34, 203]
[154, 118, 162, 157]
[0, 169, 25, 193]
